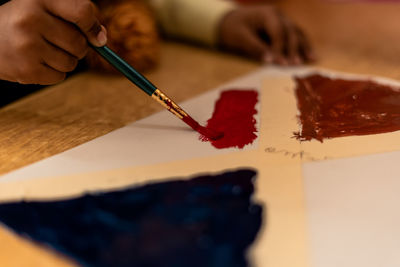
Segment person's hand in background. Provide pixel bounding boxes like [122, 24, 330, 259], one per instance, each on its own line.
[0, 0, 107, 85]
[219, 5, 314, 65]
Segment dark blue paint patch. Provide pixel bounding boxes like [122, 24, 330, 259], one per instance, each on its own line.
[0, 169, 263, 267]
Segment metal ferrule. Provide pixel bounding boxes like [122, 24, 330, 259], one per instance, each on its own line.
[151, 89, 188, 119]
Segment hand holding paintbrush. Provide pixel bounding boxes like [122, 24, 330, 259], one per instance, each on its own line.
[92, 45, 223, 141]
[0, 0, 107, 84]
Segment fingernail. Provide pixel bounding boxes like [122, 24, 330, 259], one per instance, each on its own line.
[96, 29, 107, 46]
[263, 53, 273, 64]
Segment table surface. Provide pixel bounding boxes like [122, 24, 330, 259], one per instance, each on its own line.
[2, 0, 400, 265]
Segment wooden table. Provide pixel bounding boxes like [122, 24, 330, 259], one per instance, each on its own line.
[1, 0, 400, 265]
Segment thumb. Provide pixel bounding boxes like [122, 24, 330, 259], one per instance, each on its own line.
[88, 24, 108, 47]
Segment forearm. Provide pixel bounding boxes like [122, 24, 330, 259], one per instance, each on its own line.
[148, 0, 236, 46]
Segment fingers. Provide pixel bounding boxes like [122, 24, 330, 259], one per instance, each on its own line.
[17, 38, 75, 85]
[36, 64, 66, 85]
[41, 14, 88, 59]
[257, 7, 314, 65]
[42, 0, 107, 47]
[280, 17, 302, 65]
[240, 27, 273, 62]
[42, 40, 79, 73]
[279, 17, 316, 65]
[18, 62, 66, 85]
[219, 6, 309, 65]
[0, 0, 92, 85]
[296, 27, 316, 63]
[262, 10, 287, 65]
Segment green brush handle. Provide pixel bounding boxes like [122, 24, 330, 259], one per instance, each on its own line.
[92, 46, 157, 96]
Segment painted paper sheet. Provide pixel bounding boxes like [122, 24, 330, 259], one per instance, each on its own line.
[2, 67, 400, 267]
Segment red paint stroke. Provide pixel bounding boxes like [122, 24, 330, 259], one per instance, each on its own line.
[294, 74, 400, 142]
[201, 90, 258, 149]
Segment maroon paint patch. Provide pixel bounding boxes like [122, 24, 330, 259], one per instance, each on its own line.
[294, 74, 400, 142]
[201, 90, 258, 149]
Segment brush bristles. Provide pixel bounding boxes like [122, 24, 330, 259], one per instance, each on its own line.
[182, 115, 223, 141]
[198, 126, 224, 141]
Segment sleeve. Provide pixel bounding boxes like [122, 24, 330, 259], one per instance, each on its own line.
[148, 0, 236, 46]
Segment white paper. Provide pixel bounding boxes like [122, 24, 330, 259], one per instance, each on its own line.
[0, 67, 274, 182]
[303, 151, 400, 267]
[3, 66, 400, 183]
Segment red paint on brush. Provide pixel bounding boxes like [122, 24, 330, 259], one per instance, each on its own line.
[182, 116, 223, 141]
[182, 116, 200, 131]
[201, 90, 258, 149]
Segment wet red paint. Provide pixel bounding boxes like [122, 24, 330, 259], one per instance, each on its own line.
[201, 90, 258, 149]
[182, 116, 223, 141]
[294, 74, 400, 142]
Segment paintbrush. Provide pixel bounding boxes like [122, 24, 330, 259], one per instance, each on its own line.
[92, 45, 222, 140]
